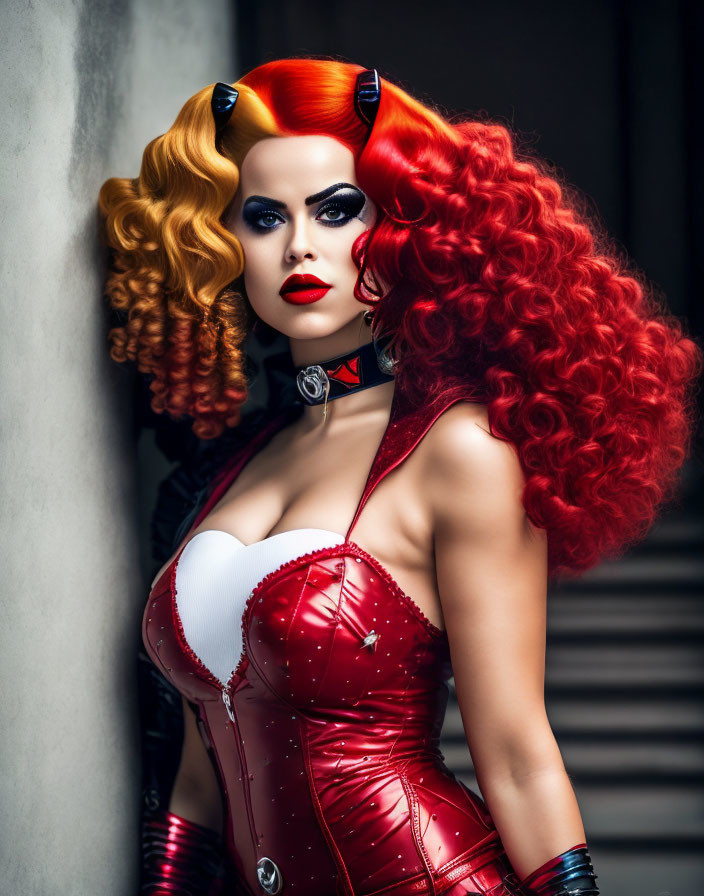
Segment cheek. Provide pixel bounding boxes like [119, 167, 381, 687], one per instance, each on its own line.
[325, 226, 367, 270]
[239, 239, 277, 291]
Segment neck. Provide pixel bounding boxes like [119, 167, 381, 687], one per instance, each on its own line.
[287, 317, 395, 432]
[296, 377, 396, 432]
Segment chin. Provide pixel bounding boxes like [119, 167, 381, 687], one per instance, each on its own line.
[272, 311, 362, 341]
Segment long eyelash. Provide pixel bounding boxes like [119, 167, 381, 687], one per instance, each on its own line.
[243, 193, 366, 233]
[317, 205, 351, 227]
[317, 198, 366, 226]
[244, 210, 284, 233]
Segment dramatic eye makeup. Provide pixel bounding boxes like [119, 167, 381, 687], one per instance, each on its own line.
[241, 183, 368, 233]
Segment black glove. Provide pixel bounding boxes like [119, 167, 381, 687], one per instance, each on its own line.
[519, 843, 599, 895]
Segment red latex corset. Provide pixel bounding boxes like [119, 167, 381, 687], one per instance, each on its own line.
[144, 383, 522, 896]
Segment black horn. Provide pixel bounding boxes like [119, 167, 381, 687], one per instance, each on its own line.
[211, 82, 239, 132]
[354, 69, 381, 129]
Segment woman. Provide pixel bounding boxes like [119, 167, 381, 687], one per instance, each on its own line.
[99, 59, 701, 895]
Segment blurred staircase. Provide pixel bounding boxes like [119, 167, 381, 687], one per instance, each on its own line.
[440, 461, 704, 896]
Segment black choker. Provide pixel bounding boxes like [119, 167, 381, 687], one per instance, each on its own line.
[294, 337, 396, 416]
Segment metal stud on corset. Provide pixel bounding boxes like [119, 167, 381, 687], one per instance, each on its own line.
[361, 630, 379, 651]
[256, 856, 283, 894]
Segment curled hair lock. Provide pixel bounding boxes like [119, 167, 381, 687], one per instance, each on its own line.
[99, 58, 703, 577]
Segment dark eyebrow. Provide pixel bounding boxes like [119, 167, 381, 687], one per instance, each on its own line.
[242, 183, 363, 211]
[305, 182, 362, 206]
[242, 195, 287, 210]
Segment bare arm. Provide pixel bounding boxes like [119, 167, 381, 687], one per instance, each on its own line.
[169, 696, 223, 833]
[425, 403, 586, 880]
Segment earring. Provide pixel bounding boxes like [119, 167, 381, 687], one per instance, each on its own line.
[376, 343, 397, 375]
[364, 309, 398, 375]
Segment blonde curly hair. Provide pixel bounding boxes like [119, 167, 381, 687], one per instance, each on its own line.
[99, 82, 281, 438]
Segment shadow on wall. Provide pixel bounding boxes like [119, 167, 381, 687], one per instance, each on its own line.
[0, 1, 237, 894]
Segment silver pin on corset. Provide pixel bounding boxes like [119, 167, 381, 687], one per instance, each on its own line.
[361, 630, 379, 651]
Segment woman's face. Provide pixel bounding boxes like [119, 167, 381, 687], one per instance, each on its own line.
[226, 135, 377, 342]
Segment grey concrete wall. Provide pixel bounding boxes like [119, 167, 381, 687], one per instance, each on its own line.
[0, 2, 236, 893]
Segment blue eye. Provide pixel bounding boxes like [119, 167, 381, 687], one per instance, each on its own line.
[257, 212, 281, 228]
[243, 207, 285, 232]
[241, 188, 366, 233]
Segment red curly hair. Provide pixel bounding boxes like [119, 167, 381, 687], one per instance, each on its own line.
[99, 57, 702, 577]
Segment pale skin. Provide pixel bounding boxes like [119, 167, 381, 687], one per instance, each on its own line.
[157, 134, 586, 879]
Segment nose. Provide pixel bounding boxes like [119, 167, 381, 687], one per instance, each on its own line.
[284, 213, 317, 263]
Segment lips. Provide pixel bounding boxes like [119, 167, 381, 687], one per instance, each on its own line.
[279, 274, 332, 305]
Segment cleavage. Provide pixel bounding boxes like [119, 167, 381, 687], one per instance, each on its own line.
[200, 414, 390, 548]
[150, 413, 389, 591]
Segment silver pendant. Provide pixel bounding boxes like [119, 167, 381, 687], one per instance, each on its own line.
[296, 364, 329, 403]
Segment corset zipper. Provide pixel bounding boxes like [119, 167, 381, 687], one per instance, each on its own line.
[222, 689, 236, 723]
[222, 685, 260, 853]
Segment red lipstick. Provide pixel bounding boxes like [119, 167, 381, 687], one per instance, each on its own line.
[279, 274, 332, 305]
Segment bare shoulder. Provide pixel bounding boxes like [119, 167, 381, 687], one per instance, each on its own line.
[423, 400, 524, 494]
[420, 400, 539, 541]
